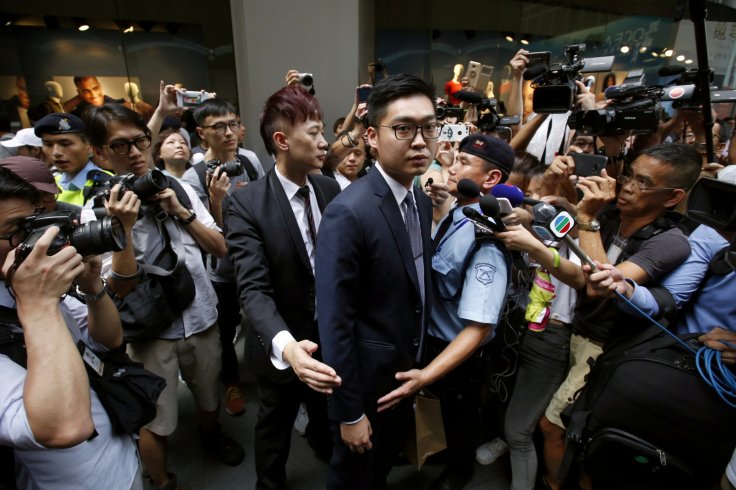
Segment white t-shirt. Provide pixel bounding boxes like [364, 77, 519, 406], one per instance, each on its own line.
[0, 290, 140, 490]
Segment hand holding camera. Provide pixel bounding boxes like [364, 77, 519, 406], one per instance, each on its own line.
[205, 164, 231, 204]
[152, 188, 190, 219]
[3, 226, 85, 307]
[104, 184, 142, 235]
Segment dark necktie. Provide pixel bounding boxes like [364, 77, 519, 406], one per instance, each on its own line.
[403, 191, 425, 304]
[297, 185, 317, 246]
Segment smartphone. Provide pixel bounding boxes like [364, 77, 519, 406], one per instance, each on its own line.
[439, 124, 470, 142]
[467, 62, 493, 91]
[357, 86, 372, 103]
[570, 152, 606, 178]
[526, 51, 551, 69]
[176, 90, 214, 108]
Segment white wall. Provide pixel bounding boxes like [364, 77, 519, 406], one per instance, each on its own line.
[231, 0, 371, 169]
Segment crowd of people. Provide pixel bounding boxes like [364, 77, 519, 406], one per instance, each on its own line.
[0, 46, 735, 490]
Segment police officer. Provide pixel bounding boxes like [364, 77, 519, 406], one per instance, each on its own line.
[34, 113, 112, 207]
[376, 134, 514, 490]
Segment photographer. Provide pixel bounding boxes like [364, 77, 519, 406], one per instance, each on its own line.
[85, 102, 243, 490]
[0, 166, 140, 489]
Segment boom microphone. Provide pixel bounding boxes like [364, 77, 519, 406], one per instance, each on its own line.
[523, 64, 547, 81]
[658, 65, 686, 77]
[454, 90, 485, 105]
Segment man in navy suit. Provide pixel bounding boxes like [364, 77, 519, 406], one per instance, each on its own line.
[226, 85, 342, 490]
[316, 74, 439, 489]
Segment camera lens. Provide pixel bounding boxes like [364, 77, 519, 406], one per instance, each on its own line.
[70, 216, 126, 256]
[132, 169, 168, 200]
[221, 161, 243, 177]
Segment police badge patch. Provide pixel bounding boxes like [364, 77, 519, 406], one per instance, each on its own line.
[475, 263, 496, 285]
[58, 118, 71, 132]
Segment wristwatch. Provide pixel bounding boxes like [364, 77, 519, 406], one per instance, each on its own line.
[174, 210, 197, 226]
[577, 219, 601, 232]
[75, 277, 109, 302]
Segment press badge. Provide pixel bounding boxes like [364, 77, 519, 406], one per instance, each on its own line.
[607, 235, 627, 264]
[78, 340, 105, 376]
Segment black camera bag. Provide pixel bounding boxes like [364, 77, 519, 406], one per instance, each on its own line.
[560, 326, 736, 489]
[0, 305, 166, 437]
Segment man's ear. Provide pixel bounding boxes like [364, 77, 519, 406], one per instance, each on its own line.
[92, 146, 106, 161]
[273, 131, 288, 152]
[196, 127, 205, 141]
[366, 126, 378, 151]
[481, 169, 503, 193]
[663, 188, 687, 209]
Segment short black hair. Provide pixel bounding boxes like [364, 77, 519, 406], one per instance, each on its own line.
[638, 143, 701, 190]
[192, 99, 238, 127]
[367, 74, 436, 128]
[83, 103, 150, 147]
[0, 166, 41, 205]
[0, 115, 10, 133]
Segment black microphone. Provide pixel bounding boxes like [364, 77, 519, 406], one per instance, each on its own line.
[658, 65, 686, 77]
[457, 178, 482, 198]
[479, 195, 507, 232]
[453, 90, 484, 104]
[461, 207, 497, 234]
[523, 64, 547, 81]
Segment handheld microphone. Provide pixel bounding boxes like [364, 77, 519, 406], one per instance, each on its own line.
[457, 178, 482, 198]
[523, 64, 547, 81]
[461, 207, 496, 234]
[584, 75, 596, 90]
[479, 195, 507, 232]
[491, 184, 545, 207]
[547, 211, 598, 271]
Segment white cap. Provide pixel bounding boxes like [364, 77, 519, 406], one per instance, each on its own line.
[0, 128, 42, 148]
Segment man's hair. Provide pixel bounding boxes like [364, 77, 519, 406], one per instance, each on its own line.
[83, 103, 151, 147]
[192, 99, 239, 127]
[0, 166, 41, 205]
[73, 76, 98, 87]
[259, 86, 323, 155]
[639, 143, 702, 190]
[333, 117, 345, 134]
[366, 74, 436, 128]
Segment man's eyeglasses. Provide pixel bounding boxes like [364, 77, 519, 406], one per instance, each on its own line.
[201, 120, 241, 135]
[105, 135, 152, 155]
[378, 123, 442, 140]
[616, 174, 682, 193]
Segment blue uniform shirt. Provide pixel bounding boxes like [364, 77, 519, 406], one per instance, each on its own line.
[622, 225, 735, 334]
[429, 204, 509, 344]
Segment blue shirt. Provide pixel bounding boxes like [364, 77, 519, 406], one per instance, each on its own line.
[429, 204, 509, 344]
[57, 161, 104, 191]
[622, 225, 734, 334]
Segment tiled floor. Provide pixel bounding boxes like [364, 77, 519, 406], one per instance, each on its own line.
[164, 335, 512, 489]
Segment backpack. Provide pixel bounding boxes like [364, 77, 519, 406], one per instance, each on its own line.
[560, 326, 736, 489]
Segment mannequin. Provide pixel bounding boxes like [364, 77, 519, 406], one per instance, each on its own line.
[36, 81, 65, 116]
[444, 64, 464, 105]
[123, 81, 154, 122]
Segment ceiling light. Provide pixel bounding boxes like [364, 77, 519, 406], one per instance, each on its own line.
[652, 52, 659, 57]
[664, 49, 674, 57]
[520, 34, 530, 45]
[73, 17, 89, 31]
[620, 45, 630, 54]
[676, 55, 685, 61]
[685, 59, 693, 64]
[115, 19, 134, 33]
[504, 32, 515, 43]
[639, 46, 647, 53]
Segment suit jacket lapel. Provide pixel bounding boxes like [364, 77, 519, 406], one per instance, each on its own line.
[371, 170, 421, 299]
[268, 170, 312, 273]
[308, 174, 329, 212]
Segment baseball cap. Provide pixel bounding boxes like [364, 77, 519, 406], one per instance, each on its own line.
[34, 113, 85, 137]
[1, 128, 42, 148]
[458, 134, 515, 176]
[0, 156, 61, 194]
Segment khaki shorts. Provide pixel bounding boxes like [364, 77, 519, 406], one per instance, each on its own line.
[127, 326, 222, 436]
[544, 333, 603, 429]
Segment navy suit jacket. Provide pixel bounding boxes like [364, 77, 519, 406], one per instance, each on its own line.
[315, 168, 433, 423]
[226, 169, 340, 383]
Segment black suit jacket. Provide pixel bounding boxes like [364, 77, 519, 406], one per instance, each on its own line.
[315, 168, 433, 422]
[226, 168, 340, 383]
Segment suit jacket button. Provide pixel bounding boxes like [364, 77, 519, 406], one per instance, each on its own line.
[412, 338, 419, 347]
[415, 305, 422, 314]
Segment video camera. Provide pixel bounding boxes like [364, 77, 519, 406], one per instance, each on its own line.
[453, 90, 521, 131]
[14, 211, 126, 264]
[93, 169, 169, 205]
[687, 178, 736, 232]
[525, 44, 614, 114]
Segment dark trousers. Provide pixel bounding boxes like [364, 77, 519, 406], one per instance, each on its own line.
[212, 280, 242, 385]
[504, 324, 571, 490]
[426, 335, 488, 475]
[326, 398, 413, 490]
[255, 374, 332, 490]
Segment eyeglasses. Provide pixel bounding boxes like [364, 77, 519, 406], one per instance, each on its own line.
[200, 120, 241, 135]
[616, 174, 682, 193]
[378, 123, 442, 140]
[105, 135, 152, 155]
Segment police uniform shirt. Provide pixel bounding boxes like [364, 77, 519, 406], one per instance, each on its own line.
[429, 203, 509, 344]
[55, 161, 110, 207]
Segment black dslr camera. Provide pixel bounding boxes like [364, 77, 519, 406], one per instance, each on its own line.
[95, 168, 168, 204]
[14, 212, 126, 264]
[206, 159, 243, 177]
[452, 91, 520, 131]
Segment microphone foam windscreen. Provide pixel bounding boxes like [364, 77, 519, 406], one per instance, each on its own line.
[491, 184, 525, 207]
[457, 178, 481, 198]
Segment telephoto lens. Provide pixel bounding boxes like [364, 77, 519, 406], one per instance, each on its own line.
[131, 168, 168, 200]
[70, 216, 127, 256]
